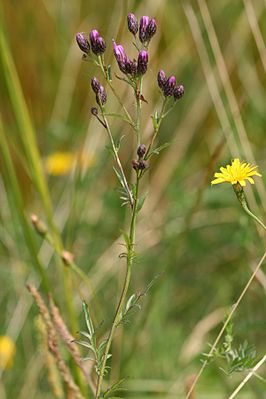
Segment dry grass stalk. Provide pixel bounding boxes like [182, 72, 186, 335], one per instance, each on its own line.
[49, 295, 96, 394]
[26, 284, 85, 399]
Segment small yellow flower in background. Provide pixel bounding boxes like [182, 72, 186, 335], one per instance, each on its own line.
[211, 158, 262, 187]
[0, 335, 16, 370]
[45, 151, 94, 176]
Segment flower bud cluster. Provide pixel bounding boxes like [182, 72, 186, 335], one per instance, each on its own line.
[113, 42, 149, 77]
[132, 144, 147, 171]
[157, 70, 185, 100]
[76, 29, 106, 56]
[91, 77, 107, 106]
[127, 13, 157, 44]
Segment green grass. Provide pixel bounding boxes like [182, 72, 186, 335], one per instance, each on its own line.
[0, 0, 266, 398]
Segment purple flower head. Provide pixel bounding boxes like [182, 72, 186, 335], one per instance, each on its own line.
[137, 50, 149, 75]
[127, 13, 138, 36]
[89, 29, 106, 55]
[96, 85, 107, 106]
[147, 18, 157, 39]
[76, 33, 90, 53]
[173, 85, 185, 100]
[139, 16, 150, 43]
[163, 75, 176, 96]
[113, 41, 127, 72]
[91, 77, 100, 94]
[157, 70, 167, 90]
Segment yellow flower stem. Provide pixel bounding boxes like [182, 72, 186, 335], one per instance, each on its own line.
[233, 183, 266, 231]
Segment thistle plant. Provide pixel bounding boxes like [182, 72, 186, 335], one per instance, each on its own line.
[76, 13, 184, 398]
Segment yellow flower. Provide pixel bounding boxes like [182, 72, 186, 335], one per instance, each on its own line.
[0, 336, 16, 370]
[45, 151, 94, 176]
[211, 158, 262, 187]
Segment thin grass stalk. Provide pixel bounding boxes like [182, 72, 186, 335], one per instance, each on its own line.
[0, 8, 85, 389]
[0, 117, 50, 293]
[227, 353, 266, 399]
[185, 249, 266, 398]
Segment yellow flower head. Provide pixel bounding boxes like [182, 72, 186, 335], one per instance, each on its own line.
[211, 158, 262, 187]
[45, 151, 94, 176]
[0, 336, 16, 370]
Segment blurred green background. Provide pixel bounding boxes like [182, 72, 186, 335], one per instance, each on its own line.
[0, 0, 266, 398]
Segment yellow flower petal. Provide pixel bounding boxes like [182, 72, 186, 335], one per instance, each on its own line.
[0, 336, 16, 370]
[211, 159, 262, 187]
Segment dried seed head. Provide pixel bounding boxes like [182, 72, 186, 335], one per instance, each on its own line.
[157, 70, 167, 90]
[61, 250, 74, 266]
[139, 16, 150, 43]
[91, 77, 100, 93]
[163, 75, 176, 97]
[89, 29, 106, 55]
[76, 33, 90, 53]
[173, 84, 185, 100]
[137, 144, 146, 158]
[31, 214, 47, 236]
[127, 13, 138, 36]
[137, 50, 149, 75]
[96, 85, 107, 106]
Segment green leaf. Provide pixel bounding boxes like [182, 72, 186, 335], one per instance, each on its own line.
[82, 301, 95, 337]
[107, 65, 112, 81]
[136, 193, 147, 213]
[148, 142, 170, 158]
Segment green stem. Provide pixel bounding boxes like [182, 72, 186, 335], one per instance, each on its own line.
[98, 56, 135, 129]
[136, 78, 143, 147]
[233, 183, 266, 231]
[146, 98, 168, 158]
[242, 204, 266, 231]
[101, 112, 134, 208]
[95, 174, 140, 399]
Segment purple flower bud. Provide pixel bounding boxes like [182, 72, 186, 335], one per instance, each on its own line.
[127, 13, 138, 36]
[163, 75, 176, 96]
[113, 41, 127, 72]
[91, 77, 100, 93]
[147, 18, 157, 39]
[96, 85, 107, 106]
[139, 16, 150, 43]
[138, 159, 147, 170]
[173, 85, 185, 100]
[132, 160, 139, 171]
[157, 70, 167, 90]
[76, 33, 90, 53]
[137, 144, 146, 158]
[125, 58, 138, 76]
[90, 29, 106, 55]
[137, 50, 149, 75]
